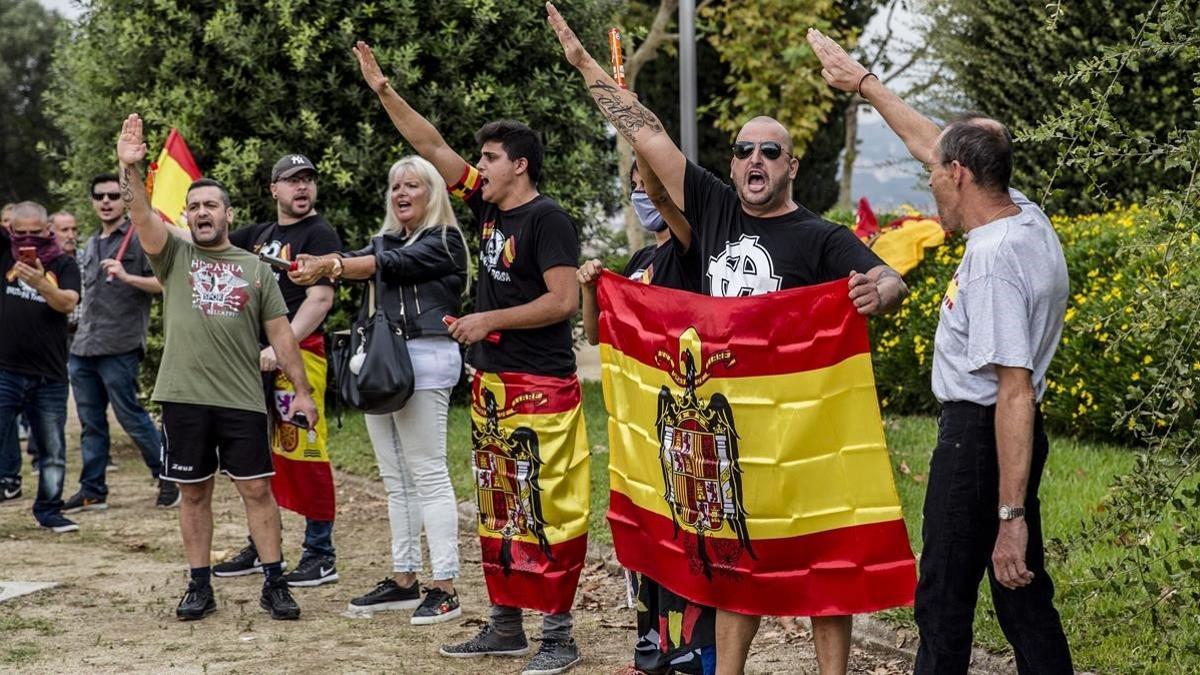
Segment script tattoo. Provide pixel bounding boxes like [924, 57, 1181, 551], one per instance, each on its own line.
[589, 79, 664, 143]
[120, 167, 134, 204]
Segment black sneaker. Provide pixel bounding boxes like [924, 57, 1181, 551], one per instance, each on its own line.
[347, 578, 421, 614]
[156, 480, 180, 508]
[176, 581, 217, 620]
[411, 587, 462, 625]
[213, 543, 261, 577]
[440, 624, 530, 658]
[282, 556, 338, 587]
[39, 513, 80, 534]
[0, 479, 20, 503]
[260, 576, 301, 620]
[63, 491, 108, 514]
[522, 638, 582, 675]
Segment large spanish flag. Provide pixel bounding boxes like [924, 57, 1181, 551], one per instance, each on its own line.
[471, 371, 590, 615]
[148, 128, 202, 228]
[269, 334, 336, 521]
[598, 272, 916, 617]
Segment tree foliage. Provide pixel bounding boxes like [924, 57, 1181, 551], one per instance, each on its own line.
[0, 0, 66, 205]
[46, 0, 619, 243]
[927, 0, 1197, 215]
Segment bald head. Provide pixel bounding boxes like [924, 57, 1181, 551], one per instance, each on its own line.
[738, 116, 794, 155]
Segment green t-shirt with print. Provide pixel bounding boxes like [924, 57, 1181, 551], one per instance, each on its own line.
[148, 233, 288, 413]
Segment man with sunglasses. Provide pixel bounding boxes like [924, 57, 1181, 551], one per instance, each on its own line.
[809, 29, 1073, 675]
[549, 6, 908, 674]
[63, 173, 175, 515]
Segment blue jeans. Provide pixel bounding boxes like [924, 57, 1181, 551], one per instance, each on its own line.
[0, 369, 69, 524]
[69, 352, 162, 497]
[302, 519, 335, 561]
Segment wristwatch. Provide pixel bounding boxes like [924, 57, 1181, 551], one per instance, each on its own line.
[998, 504, 1026, 521]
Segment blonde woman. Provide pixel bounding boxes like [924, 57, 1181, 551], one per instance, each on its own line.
[292, 155, 469, 624]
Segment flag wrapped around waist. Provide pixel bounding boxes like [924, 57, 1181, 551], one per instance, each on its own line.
[270, 334, 335, 521]
[598, 272, 916, 617]
[471, 370, 590, 614]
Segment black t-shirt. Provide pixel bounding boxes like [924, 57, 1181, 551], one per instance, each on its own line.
[683, 161, 884, 296]
[229, 213, 342, 326]
[0, 235, 82, 381]
[465, 190, 580, 377]
[622, 236, 702, 292]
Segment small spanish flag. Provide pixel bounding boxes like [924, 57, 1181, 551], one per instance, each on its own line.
[148, 128, 202, 228]
[471, 371, 590, 615]
[598, 272, 916, 617]
[869, 216, 945, 276]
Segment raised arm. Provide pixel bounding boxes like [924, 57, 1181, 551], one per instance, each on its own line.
[353, 41, 470, 188]
[116, 114, 170, 256]
[638, 154, 691, 251]
[546, 3, 688, 210]
[807, 28, 942, 165]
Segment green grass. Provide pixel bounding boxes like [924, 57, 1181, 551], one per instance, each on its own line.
[330, 388, 1180, 672]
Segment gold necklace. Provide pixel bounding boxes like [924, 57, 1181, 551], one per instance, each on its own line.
[984, 202, 1019, 224]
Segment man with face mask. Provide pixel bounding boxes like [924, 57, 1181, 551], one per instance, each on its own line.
[0, 202, 81, 531]
[579, 160, 717, 674]
[115, 114, 318, 622]
[215, 154, 342, 589]
[549, 6, 909, 674]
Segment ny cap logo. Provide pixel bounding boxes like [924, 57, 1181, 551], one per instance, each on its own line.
[290, 155, 306, 165]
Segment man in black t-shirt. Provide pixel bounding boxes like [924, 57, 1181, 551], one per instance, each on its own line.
[353, 42, 586, 674]
[216, 153, 343, 588]
[550, 6, 908, 674]
[0, 202, 82, 533]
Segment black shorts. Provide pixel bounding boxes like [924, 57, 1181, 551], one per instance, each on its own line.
[159, 402, 274, 482]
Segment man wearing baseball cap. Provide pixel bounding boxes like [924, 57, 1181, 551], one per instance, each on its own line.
[214, 153, 343, 587]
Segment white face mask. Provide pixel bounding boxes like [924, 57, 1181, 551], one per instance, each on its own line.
[632, 190, 668, 232]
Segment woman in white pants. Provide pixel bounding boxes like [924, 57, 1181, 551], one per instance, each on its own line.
[293, 156, 469, 625]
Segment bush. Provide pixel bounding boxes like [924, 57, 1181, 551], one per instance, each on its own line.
[855, 204, 1187, 443]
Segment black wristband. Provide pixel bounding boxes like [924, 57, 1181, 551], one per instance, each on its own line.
[857, 71, 878, 97]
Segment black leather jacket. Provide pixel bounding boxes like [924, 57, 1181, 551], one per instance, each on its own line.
[345, 227, 468, 339]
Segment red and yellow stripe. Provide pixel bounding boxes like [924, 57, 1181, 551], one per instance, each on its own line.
[269, 334, 335, 521]
[597, 272, 916, 616]
[149, 128, 202, 228]
[471, 371, 590, 614]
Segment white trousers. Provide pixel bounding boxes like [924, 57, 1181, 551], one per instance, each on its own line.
[364, 388, 459, 579]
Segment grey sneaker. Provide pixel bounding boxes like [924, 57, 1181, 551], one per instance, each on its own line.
[440, 624, 530, 658]
[522, 638, 581, 675]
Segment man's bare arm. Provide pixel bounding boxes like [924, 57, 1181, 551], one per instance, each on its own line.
[449, 266, 579, 345]
[867, 265, 908, 314]
[807, 29, 941, 164]
[116, 114, 170, 256]
[639, 155, 691, 251]
[546, 3, 688, 209]
[992, 365, 1036, 590]
[353, 41, 470, 187]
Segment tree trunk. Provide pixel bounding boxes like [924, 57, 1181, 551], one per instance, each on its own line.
[838, 99, 860, 211]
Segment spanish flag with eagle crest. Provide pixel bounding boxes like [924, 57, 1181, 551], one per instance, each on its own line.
[598, 272, 916, 616]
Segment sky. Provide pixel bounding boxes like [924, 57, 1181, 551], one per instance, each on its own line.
[37, 0, 932, 211]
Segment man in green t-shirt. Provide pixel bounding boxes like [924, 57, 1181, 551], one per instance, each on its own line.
[116, 113, 319, 622]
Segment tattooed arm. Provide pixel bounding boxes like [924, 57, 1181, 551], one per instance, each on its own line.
[546, 3, 688, 210]
[116, 114, 170, 256]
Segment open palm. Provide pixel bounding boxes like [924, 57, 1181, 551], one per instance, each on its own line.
[353, 41, 390, 93]
[117, 114, 148, 165]
[546, 3, 590, 68]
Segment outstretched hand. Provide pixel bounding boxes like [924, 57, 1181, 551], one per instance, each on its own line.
[807, 28, 871, 94]
[353, 41, 390, 94]
[117, 114, 148, 166]
[546, 2, 591, 69]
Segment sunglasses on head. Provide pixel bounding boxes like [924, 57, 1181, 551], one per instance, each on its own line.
[731, 140, 788, 161]
[92, 191, 122, 201]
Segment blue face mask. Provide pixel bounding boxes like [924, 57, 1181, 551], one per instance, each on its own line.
[632, 190, 668, 233]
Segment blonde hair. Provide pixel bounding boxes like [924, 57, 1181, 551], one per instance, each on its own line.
[379, 156, 470, 294]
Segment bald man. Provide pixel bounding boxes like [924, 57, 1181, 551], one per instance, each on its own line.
[549, 6, 908, 674]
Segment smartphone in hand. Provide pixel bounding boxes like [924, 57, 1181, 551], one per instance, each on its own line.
[17, 247, 37, 267]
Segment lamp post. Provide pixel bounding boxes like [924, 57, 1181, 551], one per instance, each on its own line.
[679, 0, 697, 162]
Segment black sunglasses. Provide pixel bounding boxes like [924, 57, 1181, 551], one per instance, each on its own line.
[92, 191, 122, 201]
[731, 140, 789, 161]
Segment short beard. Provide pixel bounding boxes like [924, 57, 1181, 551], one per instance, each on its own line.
[191, 221, 228, 246]
[736, 177, 786, 208]
[281, 200, 312, 220]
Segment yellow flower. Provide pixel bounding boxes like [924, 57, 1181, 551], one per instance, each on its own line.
[1131, 372, 1141, 381]
[1143, 355, 1153, 365]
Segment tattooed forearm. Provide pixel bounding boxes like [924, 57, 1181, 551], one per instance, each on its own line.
[120, 167, 135, 204]
[588, 79, 664, 143]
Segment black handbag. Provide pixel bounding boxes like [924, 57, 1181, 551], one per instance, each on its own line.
[331, 238, 415, 414]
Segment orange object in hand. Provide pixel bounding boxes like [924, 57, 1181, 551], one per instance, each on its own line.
[608, 28, 627, 89]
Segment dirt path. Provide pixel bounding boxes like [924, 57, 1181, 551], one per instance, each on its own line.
[0, 431, 926, 674]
